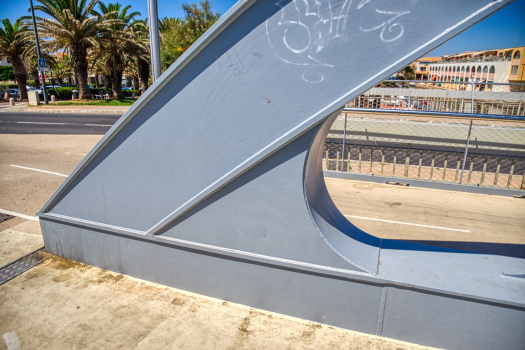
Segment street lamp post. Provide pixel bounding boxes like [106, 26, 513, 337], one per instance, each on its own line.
[147, 0, 161, 83]
[29, 0, 48, 104]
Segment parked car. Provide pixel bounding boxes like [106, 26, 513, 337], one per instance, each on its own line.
[3, 88, 20, 99]
[27, 86, 42, 94]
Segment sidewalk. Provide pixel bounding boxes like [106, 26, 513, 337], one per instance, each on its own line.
[0, 103, 129, 114]
[0, 214, 436, 350]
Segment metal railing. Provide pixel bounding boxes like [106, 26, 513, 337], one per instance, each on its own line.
[324, 109, 525, 191]
[348, 81, 525, 116]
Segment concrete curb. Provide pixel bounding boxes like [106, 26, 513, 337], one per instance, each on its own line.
[0, 108, 126, 114]
[324, 170, 525, 197]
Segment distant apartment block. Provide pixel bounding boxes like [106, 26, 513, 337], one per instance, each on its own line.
[418, 46, 524, 91]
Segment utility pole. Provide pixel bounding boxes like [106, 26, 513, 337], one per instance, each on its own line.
[147, 0, 161, 83]
[29, 0, 48, 104]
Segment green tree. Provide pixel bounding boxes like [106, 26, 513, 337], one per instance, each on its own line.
[25, 57, 41, 89]
[159, 1, 219, 70]
[92, 1, 144, 98]
[130, 18, 150, 91]
[50, 58, 72, 85]
[0, 19, 29, 100]
[403, 65, 415, 80]
[0, 66, 15, 82]
[26, 0, 117, 99]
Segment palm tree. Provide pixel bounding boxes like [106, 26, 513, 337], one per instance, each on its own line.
[25, 0, 117, 99]
[92, 1, 143, 98]
[159, 17, 181, 33]
[0, 19, 29, 100]
[50, 59, 72, 85]
[130, 18, 150, 91]
[25, 57, 41, 89]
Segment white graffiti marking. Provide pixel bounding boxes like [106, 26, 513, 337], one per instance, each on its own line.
[359, 9, 410, 43]
[266, 0, 352, 83]
[267, 1, 410, 82]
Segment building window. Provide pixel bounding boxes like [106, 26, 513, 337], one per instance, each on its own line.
[421, 67, 426, 71]
[514, 51, 521, 59]
[452, 67, 456, 72]
[511, 65, 519, 74]
[505, 52, 512, 61]
[483, 66, 488, 73]
[466, 66, 470, 72]
[477, 66, 481, 73]
[489, 66, 495, 74]
[461, 66, 465, 72]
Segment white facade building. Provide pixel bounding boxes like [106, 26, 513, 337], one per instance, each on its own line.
[427, 47, 524, 92]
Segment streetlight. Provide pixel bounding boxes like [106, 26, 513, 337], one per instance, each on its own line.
[29, 0, 48, 104]
[147, 0, 161, 83]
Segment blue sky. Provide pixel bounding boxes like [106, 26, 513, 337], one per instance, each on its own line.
[1, 0, 524, 58]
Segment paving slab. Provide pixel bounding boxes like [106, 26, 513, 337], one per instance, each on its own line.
[0, 255, 438, 350]
[0, 221, 43, 267]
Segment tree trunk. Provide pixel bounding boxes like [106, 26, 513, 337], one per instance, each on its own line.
[112, 54, 124, 98]
[132, 76, 139, 90]
[70, 43, 91, 99]
[32, 71, 40, 89]
[138, 59, 149, 91]
[11, 55, 28, 100]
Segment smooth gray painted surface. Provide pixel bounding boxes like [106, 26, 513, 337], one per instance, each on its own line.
[39, 0, 525, 349]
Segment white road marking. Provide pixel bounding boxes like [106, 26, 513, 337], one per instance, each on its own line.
[17, 121, 66, 125]
[344, 214, 470, 233]
[0, 208, 38, 221]
[13, 121, 112, 127]
[10, 165, 68, 177]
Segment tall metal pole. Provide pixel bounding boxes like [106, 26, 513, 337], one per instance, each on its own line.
[458, 80, 475, 184]
[341, 114, 347, 172]
[147, 0, 161, 83]
[29, 0, 48, 104]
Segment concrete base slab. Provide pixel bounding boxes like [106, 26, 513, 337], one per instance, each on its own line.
[0, 255, 437, 350]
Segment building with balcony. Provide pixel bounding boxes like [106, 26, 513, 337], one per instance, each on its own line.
[411, 57, 441, 80]
[426, 46, 524, 92]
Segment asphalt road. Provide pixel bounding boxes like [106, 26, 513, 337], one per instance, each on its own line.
[0, 112, 121, 134]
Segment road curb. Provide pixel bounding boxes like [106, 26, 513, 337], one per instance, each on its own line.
[0, 108, 126, 114]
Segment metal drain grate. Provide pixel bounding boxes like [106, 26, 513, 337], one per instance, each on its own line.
[0, 247, 51, 285]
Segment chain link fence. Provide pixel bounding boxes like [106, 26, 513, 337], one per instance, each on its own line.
[324, 111, 525, 191]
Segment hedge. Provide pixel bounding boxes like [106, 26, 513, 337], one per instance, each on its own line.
[38, 87, 138, 100]
[43, 87, 76, 99]
[122, 89, 140, 97]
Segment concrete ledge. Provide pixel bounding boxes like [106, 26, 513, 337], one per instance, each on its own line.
[323, 170, 525, 197]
